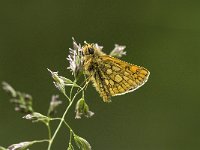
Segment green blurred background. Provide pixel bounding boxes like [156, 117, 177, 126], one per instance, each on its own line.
[1, 0, 200, 150]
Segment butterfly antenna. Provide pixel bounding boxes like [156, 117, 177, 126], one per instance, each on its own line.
[84, 41, 88, 45]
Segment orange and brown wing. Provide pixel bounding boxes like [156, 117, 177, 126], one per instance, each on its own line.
[97, 55, 150, 98]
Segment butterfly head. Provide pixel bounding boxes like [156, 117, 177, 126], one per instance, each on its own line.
[82, 42, 96, 56]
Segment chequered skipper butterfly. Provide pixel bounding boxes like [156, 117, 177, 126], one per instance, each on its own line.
[82, 43, 150, 102]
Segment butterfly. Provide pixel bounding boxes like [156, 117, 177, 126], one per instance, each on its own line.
[82, 43, 150, 102]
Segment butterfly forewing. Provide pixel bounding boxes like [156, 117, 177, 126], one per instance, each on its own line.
[97, 56, 150, 101]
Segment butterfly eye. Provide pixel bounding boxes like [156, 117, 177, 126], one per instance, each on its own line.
[88, 48, 94, 55]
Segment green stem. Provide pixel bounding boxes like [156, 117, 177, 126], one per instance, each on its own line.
[47, 123, 52, 139]
[47, 100, 73, 150]
[47, 81, 88, 150]
[64, 92, 70, 102]
[70, 82, 75, 100]
[32, 139, 49, 144]
[50, 118, 74, 134]
[51, 118, 74, 147]
[69, 129, 73, 145]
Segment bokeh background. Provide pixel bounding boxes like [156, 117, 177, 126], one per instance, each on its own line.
[1, 0, 200, 150]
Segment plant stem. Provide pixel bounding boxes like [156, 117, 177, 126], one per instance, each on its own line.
[64, 92, 70, 102]
[69, 129, 73, 145]
[70, 83, 75, 100]
[47, 123, 52, 139]
[47, 100, 73, 150]
[33, 139, 49, 144]
[47, 81, 88, 150]
[50, 118, 74, 134]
